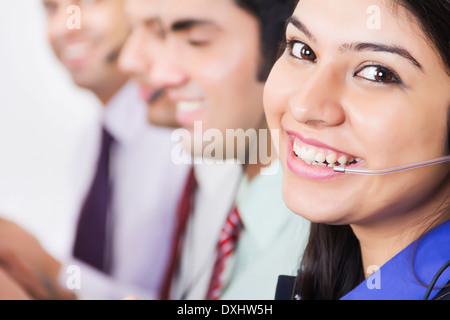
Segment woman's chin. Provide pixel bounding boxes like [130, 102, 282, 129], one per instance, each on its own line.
[282, 181, 353, 225]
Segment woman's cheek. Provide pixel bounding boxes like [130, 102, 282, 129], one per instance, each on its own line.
[264, 62, 289, 121]
[264, 89, 285, 156]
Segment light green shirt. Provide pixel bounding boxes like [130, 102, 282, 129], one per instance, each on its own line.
[220, 161, 310, 300]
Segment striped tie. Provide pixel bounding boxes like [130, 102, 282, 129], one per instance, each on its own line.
[206, 206, 243, 300]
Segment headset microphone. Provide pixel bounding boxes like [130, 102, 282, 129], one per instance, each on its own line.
[334, 155, 450, 175]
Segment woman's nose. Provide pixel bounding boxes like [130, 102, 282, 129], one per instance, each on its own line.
[289, 64, 346, 128]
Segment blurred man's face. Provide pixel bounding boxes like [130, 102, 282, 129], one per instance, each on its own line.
[154, 0, 265, 158]
[43, 0, 129, 102]
[119, 0, 179, 127]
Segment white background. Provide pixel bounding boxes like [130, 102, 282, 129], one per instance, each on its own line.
[0, 1, 101, 259]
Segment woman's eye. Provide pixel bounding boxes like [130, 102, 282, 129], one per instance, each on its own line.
[355, 65, 401, 84]
[288, 41, 317, 62]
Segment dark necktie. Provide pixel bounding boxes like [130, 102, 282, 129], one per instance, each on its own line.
[205, 206, 243, 300]
[73, 127, 114, 273]
[160, 167, 197, 300]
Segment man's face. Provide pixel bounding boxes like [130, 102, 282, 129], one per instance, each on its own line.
[119, 0, 178, 127]
[153, 0, 266, 158]
[43, 0, 129, 96]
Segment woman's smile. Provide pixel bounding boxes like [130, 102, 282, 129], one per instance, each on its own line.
[284, 130, 363, 180]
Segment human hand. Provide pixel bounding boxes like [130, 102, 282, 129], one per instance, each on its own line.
[0, 267, 31, 300]
[0, 218, 76, 300]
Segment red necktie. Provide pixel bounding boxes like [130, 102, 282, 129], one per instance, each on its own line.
[206, 206, 243, 300]
[160, 167, 197, 300]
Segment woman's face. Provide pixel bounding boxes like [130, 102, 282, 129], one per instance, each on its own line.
[264, 0, 450, 226]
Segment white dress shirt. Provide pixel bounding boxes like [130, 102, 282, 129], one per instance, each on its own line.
[220, 160, 310, 300]
[60, 82, 190, 299]
[172, 161, 243, 300]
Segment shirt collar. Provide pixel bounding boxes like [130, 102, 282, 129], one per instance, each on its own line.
[103, 81, 147, 144]
[235, 160, 293, 250]
[193, 161, 243, 197]
[342, 220, 450, 300]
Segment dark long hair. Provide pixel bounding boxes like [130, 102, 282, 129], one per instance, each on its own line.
[296, 0, 450, 300]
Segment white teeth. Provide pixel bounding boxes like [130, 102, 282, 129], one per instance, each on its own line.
[300, 147, 307, 158]
[315, 153, 326, 163]
[338, 155, 348, 165]
[326, 153, 337, 165]
[177, 101, 204, 113]
[304, 149, 316, 162]
[314, 161, 327, 167]
[292, 137, 361, 168]
[61, 42, 89, 60]
[293, 140, 301, 156]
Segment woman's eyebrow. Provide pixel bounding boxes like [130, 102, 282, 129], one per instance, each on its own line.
[340, 42, 423, 71]
[286, 15, 423, 71]
[286, 16, 316, 43]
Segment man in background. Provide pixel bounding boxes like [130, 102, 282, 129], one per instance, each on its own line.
[118, 0, 243, 300]
[120, 0, 310, 300]
[46, 0, 190, 299]
[0, 0, 188, 299]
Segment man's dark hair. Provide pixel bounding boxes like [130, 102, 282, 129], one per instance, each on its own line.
[235, 0, 299, 82]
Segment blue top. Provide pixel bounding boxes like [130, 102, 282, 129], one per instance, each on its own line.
[342, 220, 450, 300]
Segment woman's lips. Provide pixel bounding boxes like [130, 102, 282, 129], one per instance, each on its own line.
[290, 131, 351, 156]
[285, 130, 363, 180]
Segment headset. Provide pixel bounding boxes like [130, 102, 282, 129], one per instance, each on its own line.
[423, 260, 450, 300]
[334, 155, 450, 175]
[335, 128, 450, 175]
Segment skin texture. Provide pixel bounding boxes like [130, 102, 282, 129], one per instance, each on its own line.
[0, 268, 31, 300]
[263, 0, 450, 272]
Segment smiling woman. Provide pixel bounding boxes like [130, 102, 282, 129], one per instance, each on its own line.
[264, 0, 450, 300]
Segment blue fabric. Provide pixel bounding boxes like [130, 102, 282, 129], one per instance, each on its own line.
[342, 221, 450, 300]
